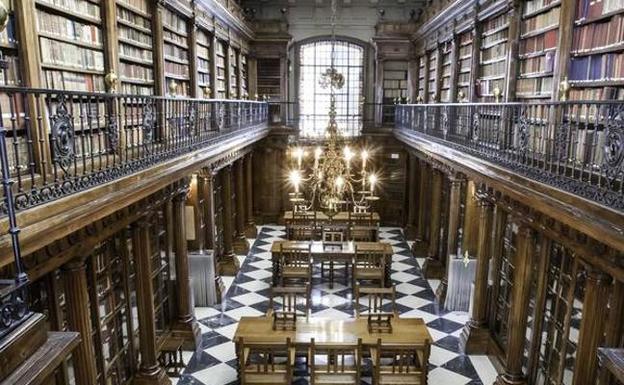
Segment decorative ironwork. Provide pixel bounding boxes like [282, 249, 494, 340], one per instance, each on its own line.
[516, 109, 530, 153]
[472, 111, 480, 142]
[215, 102, 225, 130]
[603, 106, 624, 171]
[107, 116, 119, 151]
[142, 102, 155, 143]
[0, 288, 28, 333]
[50, 96, 75, 172]
[442, 106, 449, 139]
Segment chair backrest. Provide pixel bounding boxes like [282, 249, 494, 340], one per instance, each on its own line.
[354, 284, 397, 317]
[372, 338, 430, 384]
[322, 225, 346, 244]
[349, 210, 374, 227]
[309, 338, 362, 385]
[353, 246, 385, 269]
[238, 337, 293, 384]
[269, 284, 310, 316]
[280, 243, 311, 268]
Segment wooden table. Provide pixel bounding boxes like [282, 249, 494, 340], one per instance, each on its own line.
[235, 315, 431, 347]
[270, 241, 393, 287]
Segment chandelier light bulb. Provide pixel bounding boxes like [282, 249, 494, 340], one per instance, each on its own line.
[335, 175, 345, 191]
[369, 174, 377, 194]
[361, 150, 368, 169]
[315, 147, 323, 159]
[289, 170, 302, 193]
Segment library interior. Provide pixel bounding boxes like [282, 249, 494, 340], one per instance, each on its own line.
[0, 0, 623, 384]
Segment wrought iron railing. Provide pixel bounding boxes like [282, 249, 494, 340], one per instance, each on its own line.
[0, 86, 268, 338]
[395, 102, 624, 212]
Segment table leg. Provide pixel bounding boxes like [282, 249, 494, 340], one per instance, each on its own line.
[330, 260, 334, 289]
[272, 258, 280, 286]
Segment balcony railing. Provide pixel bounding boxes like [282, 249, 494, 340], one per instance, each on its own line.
[395, 102, 624, 213]
[0, 86, 268, 338]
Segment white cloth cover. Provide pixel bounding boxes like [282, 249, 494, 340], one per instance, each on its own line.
[445, 255, 477, 312]
[189, 251, 218, 307]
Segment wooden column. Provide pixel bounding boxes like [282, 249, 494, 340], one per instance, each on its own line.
[436, 175, 464, 304]
[504, 1, 521, 102]
[210, 35, 219, 98]
[405, 153, 419, 239]
[572, 270, 612, 385]
[62, 258, 98, 385]
[448, 36, 460, 102]
[244, 153, 257, 237]
[433, 44, 443, 103]
[189, 22, 199, 98]
[102, 0, 119, 89]
[460, 194, 494, 354]
[225, 44, 232, 99]
[468, 17, 481, 102]
[248, 56, 258, 99]
[496, 224, 534, 385]
[413, 160, 429, 254]
[422, 52, 430, 102]
[462, 180, 479, 256]
[219, 166, 239, 275]
[171, 181, 201, 350]
[423, 169, 444, 279]
[132, 219, 170, 385]
[233, 159, 249, 255]
[152, 2, 165, 96]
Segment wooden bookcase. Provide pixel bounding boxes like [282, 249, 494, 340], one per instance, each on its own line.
[0, 0, 20, 86]
[116, 0, 155, 96]
[162, 7, 190, 96]
[478, 12, 509, 101]
[427, 49, 437, 102]
[35, 0, 105, 92]
[417, 55, 426, 100]
[457, 31, 473, 101]
[382, 60, 409, 122]
[440, 41, 453, 102]
[516, 0, 561, 100]
[241, 53, 248, 98]
[229, 46, 239, 99]
[215, 39, 227, 99]
[257, 57, 281, 100]
[568, 0, 624, 100]
[196, 28, 212, 95]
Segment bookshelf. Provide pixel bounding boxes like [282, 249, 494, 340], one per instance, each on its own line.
[229, 46, 239, 99]
[457, 31, 473, 101]
[0, 0, 20, 87]
[382, 60, 408, 123]
[478, 12, 509, 101]
[427, 49, 437, 102]
[215, 39, 227, 99]
[440, 41, 452, 102]
[196, 28, 212, 96]
[418, 55, 426, 100]
[568, 0, 624, 100]
[241, 53, 248, 98]
[257, 58, 281, 100]
[162, 6, 190, 96]
[117, 0, 154, 96]
[35, 0, 105, 92]
[516, 0, 561, 100]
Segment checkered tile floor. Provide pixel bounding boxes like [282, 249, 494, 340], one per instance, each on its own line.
[173, 226, 498, 385]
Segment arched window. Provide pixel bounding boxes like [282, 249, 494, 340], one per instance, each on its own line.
[299, 40, 364, 138]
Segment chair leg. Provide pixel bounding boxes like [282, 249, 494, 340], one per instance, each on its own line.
[329, 260, 334, 289]
[321, 262, 325, 278]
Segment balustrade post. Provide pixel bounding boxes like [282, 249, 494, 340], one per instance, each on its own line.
[436, 174, 464, 304]
[245, 153, 257, 237]
[422, 169, 444, 278]
[171, 179, 201, 350]
[495, 224, 534, 385]
[62, 258, 98, 385]
[132, 218, 170, 385]
[219, 165, 239, 275]
[460, 193, 494, 354]
[233, 158, 249, 255]
[572, 269, 612, 385]
[405, 153, 419, 239]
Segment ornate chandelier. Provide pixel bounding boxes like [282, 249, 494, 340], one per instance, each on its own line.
[287, 0, 379, 217]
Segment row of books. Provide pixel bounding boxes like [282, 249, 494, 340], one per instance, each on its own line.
[519, 30, 557, 55]
[520, 52, 555, 74]
[164, 43, 189, 62]
[0, 55, 21, 86]
[481, 43, 507, 62]
[38, 0, 101, 20]
[568, 86, 624, 100]
[521, 7, 560, 34]
[120, 62, 154, 82]
[197, 30, 211, 46]
[458, 72, 470, 84]
[576, 0, 624, 22]
[117, 7, 151, 30]
[459, 45, 472, 57]
[572, 15, 624, 53]
[517, 77, 553, 95]
[197, 45, 210, 59]
[164, 30, 188, 48]
[120, 44, 153, 62]
[162, 8, 187, 35]
[198, 57, 210, 73]
[482, 29, 508, 47]
[165, 62, 190, 78]
[383, 80, 408, 89]
[44, 70, 105, 92]
[118, 0, 151, 14]
[119, 25, 152, 47]
[459, 33, 472, 46]
[198, 72, 210, 86]
[40, 37, 105, 71]
[481, 60, 506, 77]
[523, 0, 560, 16]
[36, 10, 102, 47]
[0, 15, 17, 47]
[569, 52, 624, 81]
[477, 77, 504, 96]
[121, 83, 153, 96]
[482, 13, 508, 34]
[168, 81, 190, 96]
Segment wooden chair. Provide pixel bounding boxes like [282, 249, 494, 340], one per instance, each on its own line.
[238, 337, 295, 385]
[279, 243, 312, 286]
[321, 225, 349, 288]
[352, 246, 386, 291]
[309, 338, 362, 385]
[370, 338, 430, 385]
[268, 284, 310, 330]
[354, 285, 397, 333]
[289, 210, 317, 240]
[348, 211, 376, 242]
